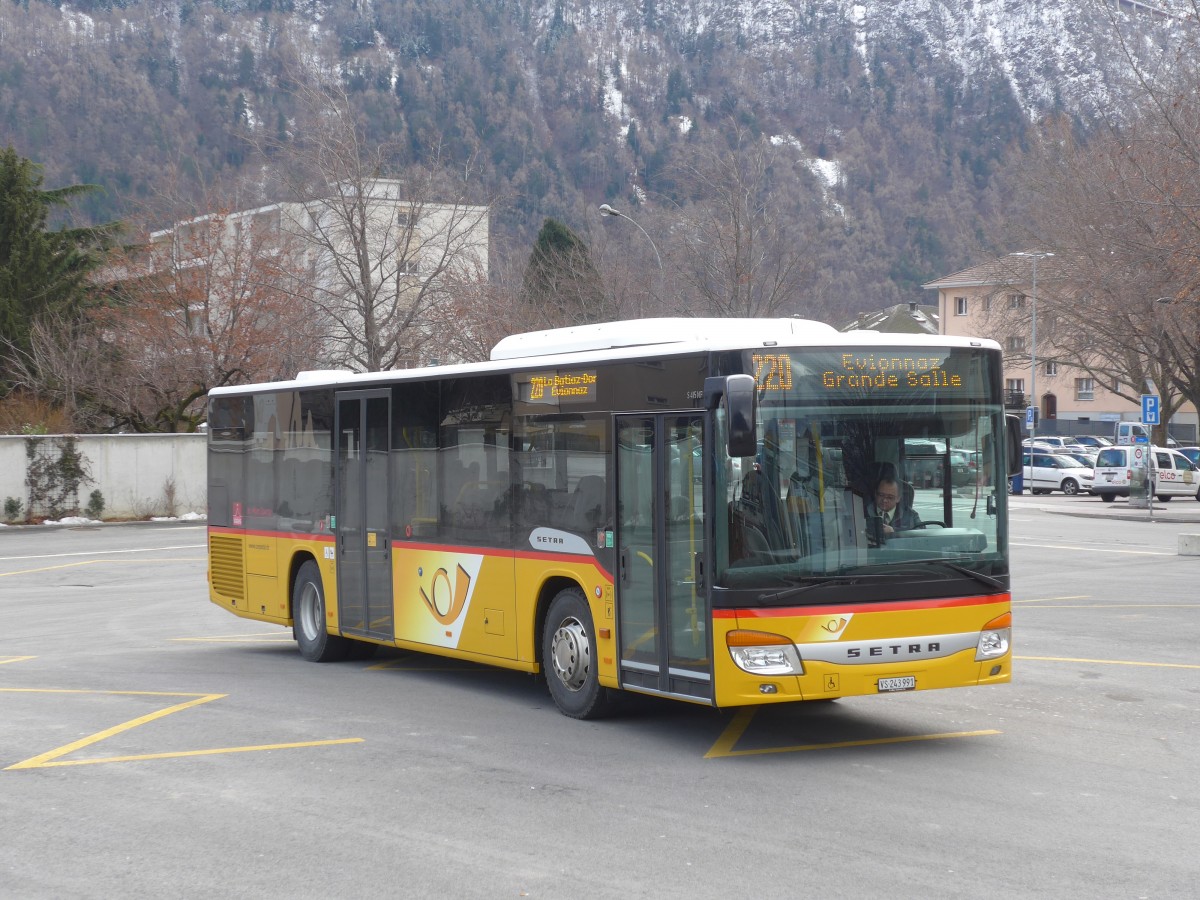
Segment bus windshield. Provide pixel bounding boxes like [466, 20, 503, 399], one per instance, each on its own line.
[714, 345, 1007, 600]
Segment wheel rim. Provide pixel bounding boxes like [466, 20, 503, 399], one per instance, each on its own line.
[298, 581, 322, 642]
[550, 616, 591, 692]
[1063, 480, 1078, 495]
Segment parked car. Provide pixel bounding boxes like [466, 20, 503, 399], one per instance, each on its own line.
[1148, 447, 1199, 501]
[1061, 450, 1098, 469]
[903, 440, 973, 488]
[949, 448, 980, 485]
[1022, 452, 1095, 496]
[1092, 445, 1200, 502]
[1176, 446, 1200, 467]
[1022, 436, 1086, 455]
[1072, 435, 1113, 448]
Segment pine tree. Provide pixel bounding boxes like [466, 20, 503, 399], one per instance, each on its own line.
[520, 218, 610, 325]
[0, 145, 118, 381]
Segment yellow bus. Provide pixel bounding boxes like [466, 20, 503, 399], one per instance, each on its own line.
[206, 318, 1020, 718]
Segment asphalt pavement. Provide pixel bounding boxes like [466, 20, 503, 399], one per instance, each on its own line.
[1009, 489, 1200, 523]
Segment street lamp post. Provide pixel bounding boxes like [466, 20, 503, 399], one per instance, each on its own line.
[1013, 251, 1053, 448]
[599, 203, 663, 274]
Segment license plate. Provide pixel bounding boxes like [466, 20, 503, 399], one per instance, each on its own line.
[1104, 473, 1114, 481]
[877, 676, 916, 693]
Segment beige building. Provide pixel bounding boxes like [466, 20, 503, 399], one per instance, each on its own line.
[149, 180, 491, 368]
[924, 255, 1197, 442]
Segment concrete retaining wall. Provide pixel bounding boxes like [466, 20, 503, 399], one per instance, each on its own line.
[0, 434, 206, 521]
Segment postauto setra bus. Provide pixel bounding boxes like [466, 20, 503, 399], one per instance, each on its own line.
[206, 318, 1020, 719]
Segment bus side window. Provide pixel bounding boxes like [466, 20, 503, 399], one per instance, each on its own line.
[392, 382, 440, 539]
[438, 376, 512, 545]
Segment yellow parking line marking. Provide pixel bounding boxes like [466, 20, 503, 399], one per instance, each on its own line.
[2, 688, 361, 770]
[0, 558, 204, 578]
[20, 739, 364, 768]
[0, 544, 204, 562]
[705, 707, 756, 758]
[703, 707, 1000, 758]
[0, 656, 36, 665]
[172, 633, 293, 643]
[1017, 604, 1199, 609]
[1014, 595, 1089, 604]
[1017, 655, 1200, 670]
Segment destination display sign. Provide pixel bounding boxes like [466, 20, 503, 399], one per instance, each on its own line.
[750, 349, 988, 402]
[819, 352, 964, 390]
[517, 370, 599, 404]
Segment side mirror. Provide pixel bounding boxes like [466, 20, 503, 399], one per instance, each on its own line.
[1005, 414, 1023, 476]
[725, 374, 758, 458]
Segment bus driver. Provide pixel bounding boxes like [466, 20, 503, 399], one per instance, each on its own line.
[866, 476, 921, 541]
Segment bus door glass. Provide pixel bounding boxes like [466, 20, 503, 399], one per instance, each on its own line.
[336, 390, 394, 640]
[615, 413, 711, 703]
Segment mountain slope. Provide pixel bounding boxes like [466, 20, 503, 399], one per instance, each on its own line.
[0, 0, 1183, 316]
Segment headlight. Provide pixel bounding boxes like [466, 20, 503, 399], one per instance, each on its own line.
[975, 612, 1012, 660]
[727, 630, 804, 675]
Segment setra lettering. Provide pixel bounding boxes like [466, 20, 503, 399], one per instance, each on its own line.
[846, 642, 941, 659]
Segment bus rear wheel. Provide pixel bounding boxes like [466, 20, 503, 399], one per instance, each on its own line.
[293, 560, 352, 662]
[542, 587, 613, 719]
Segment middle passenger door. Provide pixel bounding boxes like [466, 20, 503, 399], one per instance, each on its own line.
[615, 413, 712, 704]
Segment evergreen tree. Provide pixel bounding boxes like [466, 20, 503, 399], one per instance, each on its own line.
[0, 145, 117, 382]
[520, 218, 610, 325]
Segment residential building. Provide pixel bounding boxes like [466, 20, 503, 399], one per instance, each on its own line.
[147, 180, 490, 368]
[924, 256, 1197, 442]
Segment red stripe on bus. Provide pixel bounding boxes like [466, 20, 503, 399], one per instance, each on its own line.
[712, 593, 1008, 618]
[208, 525, 335, 542]
[394, 540, 611, 574]
[206, 527, 611, 575]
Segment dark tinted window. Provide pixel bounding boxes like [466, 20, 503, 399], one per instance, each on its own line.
[512, 414, 609, 537]
[439, 376, 512, 546]
[207, 395, 252, 527]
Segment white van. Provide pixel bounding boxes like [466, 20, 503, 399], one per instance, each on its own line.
[1114, 422, 1151, 445]
[1092, 445, 1200, 502]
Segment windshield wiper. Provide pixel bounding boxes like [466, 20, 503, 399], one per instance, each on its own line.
[757, 578, 850, 604]
[909, 560, 1004, 591]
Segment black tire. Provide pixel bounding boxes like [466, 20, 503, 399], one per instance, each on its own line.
[1061, 479, 1079, 496]
[542, 587, 613, 719]
[293, 560, 352, 662]
[1100, 493, 1116, 503]
[1157, 494, 1173, 502]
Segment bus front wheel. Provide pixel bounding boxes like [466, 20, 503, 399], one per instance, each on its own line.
[293, 560, 351, 662]
[542, 587, 613, 720]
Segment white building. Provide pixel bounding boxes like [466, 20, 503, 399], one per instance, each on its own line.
[150, 179, 490, 369]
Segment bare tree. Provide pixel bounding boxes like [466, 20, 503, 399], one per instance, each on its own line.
[979, 249, 1187, 439]
[13, 201, 322, 433]
[92, 213, 321, 431]
[1009, 83, 1200, 439]
[426, 255, 526, 364]
[661, 125, 820, 319]
[262, 80, 493, 372]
